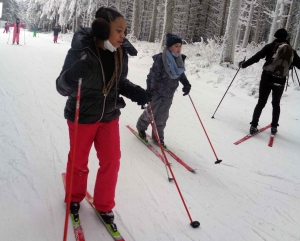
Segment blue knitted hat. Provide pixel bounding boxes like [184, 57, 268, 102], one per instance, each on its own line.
[166, 33, 182, 48]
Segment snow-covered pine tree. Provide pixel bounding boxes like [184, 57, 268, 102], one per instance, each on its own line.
[0, 0, 19, 23]
[149, 0, 159, 42]
[268, 0, 290, 43]
[160, 0, 175, 48]
[285, 0, 295, 30]
[220, 0, 243, 64]
[131, 0, 140, 39]
[242, 0, 257, 48]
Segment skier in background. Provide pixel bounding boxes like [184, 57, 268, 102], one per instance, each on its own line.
[136, 33, 192, 149]
[56, 7, 148, 232]
[10, 18, 25, 44]
[3, 22, 10, 33]
[239, 28, 300, 135]
[52, 24, 61, 43]
[33, 26, 37, 37]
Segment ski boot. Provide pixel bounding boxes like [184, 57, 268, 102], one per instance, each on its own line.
[249, 126, 258, 135]
[153, 138, 168, 150]
[271, 127, 277, 135]
[138, 130, 148, 143]
[70, 202, 80, 225]
[99, 210, 118, 233]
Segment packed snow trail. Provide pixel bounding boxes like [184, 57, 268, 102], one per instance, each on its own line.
[0, 32, 300, 241]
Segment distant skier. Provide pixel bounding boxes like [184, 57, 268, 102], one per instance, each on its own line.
[3, 22, 10, 33]
[33, 27, 37, 37]
[52, 24, 61, 43]
[136, 33, 192, 149]
[10, 18, 25, 44]
[239, 28, 300, 135]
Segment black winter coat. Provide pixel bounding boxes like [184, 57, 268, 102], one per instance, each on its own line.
[52, 27, 61, 36]
[147, 53, 189, 97]
[56, 27, 139, 124]
[242, 39, 300, 85]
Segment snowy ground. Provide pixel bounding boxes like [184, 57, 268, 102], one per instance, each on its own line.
[1, 31, 300, 241]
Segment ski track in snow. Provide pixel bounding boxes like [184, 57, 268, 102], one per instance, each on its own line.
[1, 32, 300, 241]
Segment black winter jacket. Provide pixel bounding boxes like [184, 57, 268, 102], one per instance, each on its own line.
[243, 39, 300, 69]
[52, 27, 61, 36]
[56, 27, 140, 123]
[242, 39, 300, 85]
[147, 53, 190, 97]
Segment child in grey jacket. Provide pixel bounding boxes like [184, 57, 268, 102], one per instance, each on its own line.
[136, 33, 191, 149]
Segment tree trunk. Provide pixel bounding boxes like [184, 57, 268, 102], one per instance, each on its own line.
[242, 0, 255, 48]
[236, 24, 242, 46]
[72, 18, 75, 32]
[131, 0, 141, 39]
[160, 0, 175, 48]
[220, 0, 242, 64]
[254, 1, 263, 43]
[118, 0, 122, 13]
[219, 0, 229, 37]
[285, 0, 294, 31]
[268, 0, 281, 43]
[293, 19, 300, 49]
[149, 0, 159, 42]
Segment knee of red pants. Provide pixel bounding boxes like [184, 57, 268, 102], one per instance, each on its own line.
[65, 151, 90, 203]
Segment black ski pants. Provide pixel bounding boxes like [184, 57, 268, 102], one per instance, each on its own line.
[251, 71, 285, 128]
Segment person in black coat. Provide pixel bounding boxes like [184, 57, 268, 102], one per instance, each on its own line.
[52, 24, 61, 43]
[239, 28, 300, 135]
[56, 7, 148, 231]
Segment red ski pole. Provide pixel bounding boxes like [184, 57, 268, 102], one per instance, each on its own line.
[188, 95, 222, 164]
[148, 103, 200, 228]
[63, 55, 86, 241]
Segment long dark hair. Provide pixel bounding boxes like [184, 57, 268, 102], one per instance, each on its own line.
[92, 7, 124, 40]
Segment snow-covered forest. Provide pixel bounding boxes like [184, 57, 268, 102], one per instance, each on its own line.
[1, 0, 300, 58]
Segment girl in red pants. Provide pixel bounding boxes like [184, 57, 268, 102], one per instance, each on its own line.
[56, 7, 148, 232]
[10, 18, 25, 44]
[52, 24, 61, 43]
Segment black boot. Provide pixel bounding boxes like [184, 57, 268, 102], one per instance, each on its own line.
[70, 202, 80, 223]
[249, 126, 258, 135]
[99, 210, 118, 232]
[153, 138, 168, 150]
[271, 127, 277, 135]
[138, 130, 148, 142]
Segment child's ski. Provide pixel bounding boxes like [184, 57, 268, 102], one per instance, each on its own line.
[61, 173, 86, 241]
[234, 124, 271, 145]
[126, 125, 166, 164]
[146, 133, 196, 173]
[85, 191, 125, 241]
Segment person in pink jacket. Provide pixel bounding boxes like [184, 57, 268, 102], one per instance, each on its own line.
[10, 18, 25, 44]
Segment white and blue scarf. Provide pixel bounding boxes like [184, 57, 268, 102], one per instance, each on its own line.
[163, 47, 185, 79]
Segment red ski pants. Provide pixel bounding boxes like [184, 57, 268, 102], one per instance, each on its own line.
[13, 33, 20, 43]
[54, 35, 58, 42]
[65, 118, 121, 212]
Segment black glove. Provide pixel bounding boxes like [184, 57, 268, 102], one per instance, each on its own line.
[66, 60, 91, 82]
[146, 89, 153, 102]
[182, 84, 191, 96]
[239, 60, 245, 68]
[129, 86, 148, 106]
